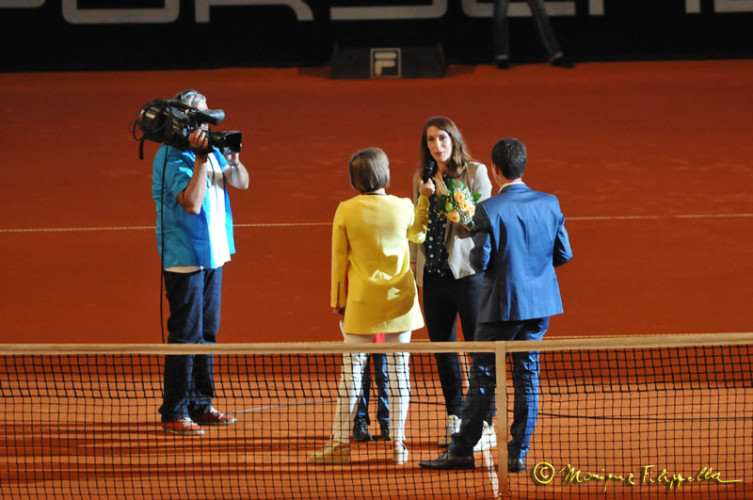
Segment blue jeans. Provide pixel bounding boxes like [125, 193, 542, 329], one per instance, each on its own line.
[493, 0, 563, 61]
[423, 272, 487, 418]
[159, 268, 222, 422]
[354, 354, 389, 426]
[450, 317, 549, 459]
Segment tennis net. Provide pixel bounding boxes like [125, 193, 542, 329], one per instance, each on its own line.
[1, 333, 751, 499]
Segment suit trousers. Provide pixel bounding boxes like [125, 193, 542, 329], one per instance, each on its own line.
[493, 0, 563, 62]
[449, 317, 549, 459]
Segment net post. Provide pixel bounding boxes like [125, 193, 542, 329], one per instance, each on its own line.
[496, 341, 510, 497]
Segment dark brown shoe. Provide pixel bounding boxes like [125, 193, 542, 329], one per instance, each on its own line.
[352, 417, 373, 442]
[419, 451, 475, 470]
[551, 56, 574, 69]
[509, 457, 527, 473]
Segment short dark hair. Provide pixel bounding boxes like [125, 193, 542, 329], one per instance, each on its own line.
[491, 138, 527, 179]
[349, 148, 391, 193]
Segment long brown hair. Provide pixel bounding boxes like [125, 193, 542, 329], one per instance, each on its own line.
[419, 116, 475, 177]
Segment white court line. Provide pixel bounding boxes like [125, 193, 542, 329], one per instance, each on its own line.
[0, 214, 751, 234]
[0, 222, 331, 233]
[569, 213, 753, 221]
[230, 399, 336, 415]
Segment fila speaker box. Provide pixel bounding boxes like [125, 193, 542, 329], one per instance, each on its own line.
[330, 43, 446, 79]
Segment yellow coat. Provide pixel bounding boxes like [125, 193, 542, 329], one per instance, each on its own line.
[331, 194, 430, 334]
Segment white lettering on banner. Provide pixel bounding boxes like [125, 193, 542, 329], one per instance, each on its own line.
[461, 0, 576, 17]
[4, 0, 752, 23]
[331, 0, 446, 21]
[62, 0, 179, 24]
[371, 48, 400, 78]
[195, 0, 313, 23]
[715, 0, 753, 12]
[0, 0, 43, 7]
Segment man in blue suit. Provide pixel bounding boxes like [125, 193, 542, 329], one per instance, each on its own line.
[419, 137, 572, 472]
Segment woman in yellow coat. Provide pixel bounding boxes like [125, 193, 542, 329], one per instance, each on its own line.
[309, 147, 434, 466]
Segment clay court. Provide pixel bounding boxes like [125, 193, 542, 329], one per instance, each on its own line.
[2, 60, 752, 344]
[1, 60, 752, 499]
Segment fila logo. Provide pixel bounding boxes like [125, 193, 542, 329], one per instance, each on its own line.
[371, 48, 401, 78]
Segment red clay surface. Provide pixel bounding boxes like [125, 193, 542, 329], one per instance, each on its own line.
[1, 60, 752, 345]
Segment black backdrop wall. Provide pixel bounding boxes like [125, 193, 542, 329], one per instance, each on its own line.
[1, 1, 752, 72]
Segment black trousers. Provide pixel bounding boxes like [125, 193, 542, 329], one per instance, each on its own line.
[493, 0, 563, 62]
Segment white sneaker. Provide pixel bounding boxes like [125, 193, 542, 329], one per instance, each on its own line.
[393, 442, 409, 465]
[473, 421, 497, 451]
[438, 415, 461, 447]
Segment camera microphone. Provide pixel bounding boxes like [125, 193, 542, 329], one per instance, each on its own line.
[186, 108, 225, 126]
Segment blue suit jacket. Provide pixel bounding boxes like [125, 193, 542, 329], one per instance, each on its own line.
[470, 183, 572, 322]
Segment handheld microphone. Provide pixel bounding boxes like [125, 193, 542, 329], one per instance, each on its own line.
[422, 159, 437, 182]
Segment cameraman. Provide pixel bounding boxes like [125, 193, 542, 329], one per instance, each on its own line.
[153, 89, 249, 435]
